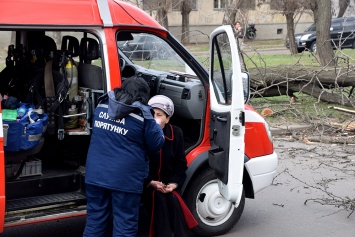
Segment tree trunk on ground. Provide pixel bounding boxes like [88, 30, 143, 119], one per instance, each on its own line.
[285, 13, 297, 54]
[316, 0, 335, 66]
[249, 66, 355, 88]
[248, 66, 355, 107]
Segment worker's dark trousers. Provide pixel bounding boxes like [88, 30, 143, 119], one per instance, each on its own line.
[83, 183, 141, 237]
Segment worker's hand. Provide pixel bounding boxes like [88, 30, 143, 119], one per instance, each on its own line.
[154, 118, 164, 129]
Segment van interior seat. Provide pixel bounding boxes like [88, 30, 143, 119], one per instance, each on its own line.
[61, 35, 80, 58]
[78, 38, 103, 90]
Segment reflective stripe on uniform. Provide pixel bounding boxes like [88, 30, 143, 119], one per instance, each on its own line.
[97, 103, 144, 122]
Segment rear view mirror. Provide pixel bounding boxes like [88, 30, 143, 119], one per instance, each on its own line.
[241, 72, 250, 103]
[117, 31, 133, 41]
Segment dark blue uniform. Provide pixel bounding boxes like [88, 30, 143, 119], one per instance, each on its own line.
[84, 91, 164, 237]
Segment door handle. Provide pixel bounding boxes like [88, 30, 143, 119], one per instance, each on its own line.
[217, 116, 227, 122]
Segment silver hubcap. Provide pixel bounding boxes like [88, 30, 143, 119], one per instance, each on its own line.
[195, 179, 234, 226]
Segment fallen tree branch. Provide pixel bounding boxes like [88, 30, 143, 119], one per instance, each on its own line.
[328, 106, 355, 115]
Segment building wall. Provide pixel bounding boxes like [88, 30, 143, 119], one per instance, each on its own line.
[125, 0, 355, 43]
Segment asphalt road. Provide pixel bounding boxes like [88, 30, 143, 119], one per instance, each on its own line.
[2, 137, 354, 237]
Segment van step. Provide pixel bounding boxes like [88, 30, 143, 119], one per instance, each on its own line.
[6, 192, 86, 212]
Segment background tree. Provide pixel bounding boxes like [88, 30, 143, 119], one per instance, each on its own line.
[337, 0, 350, 18]
[305, 0, 318, 22]
[269, 0, 303, 55]
[156, 0, 170, 30]
[180, 0, 193, 45]
[222, 0, 244, 27]
[316, 0, 335, 66]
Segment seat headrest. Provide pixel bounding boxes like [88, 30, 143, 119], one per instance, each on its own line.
[61, 35, 80, 57]
[80, 38, 100, 62]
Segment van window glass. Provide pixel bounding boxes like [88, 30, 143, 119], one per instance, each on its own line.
[211, 32, 232, 105]
[116, 31, 205, 148]
[117, 32, 187, 72]
[0, 30, 103, 105]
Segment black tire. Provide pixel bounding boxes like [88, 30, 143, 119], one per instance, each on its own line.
[157, 47, 169, 60]
[352, 40, 355, 49]
[184, 167, 245, 236]
[310, 41, 317, 52]
[143, 52, 152, 60]
[247, 32, 256, 40]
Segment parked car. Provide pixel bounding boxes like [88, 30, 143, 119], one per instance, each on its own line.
[286, 17, 355, 52]
[119, 34, 174, 60]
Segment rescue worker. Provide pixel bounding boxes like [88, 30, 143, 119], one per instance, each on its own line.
[83, 76, 165, 237]
[143, 95, 198, 237]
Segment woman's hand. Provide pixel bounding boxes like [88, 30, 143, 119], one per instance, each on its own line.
[149, 180, 166, 192]
[163, 183, 177, 193]
[149, 181, 177, 193]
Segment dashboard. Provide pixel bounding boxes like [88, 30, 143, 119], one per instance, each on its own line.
[121, 63, 206, 120]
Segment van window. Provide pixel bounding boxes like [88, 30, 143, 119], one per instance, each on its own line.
[211, 32, 233, 105]
[117, 32, 186, 72]
[116, 31, 206, 149]
[0, 31, 103, 104]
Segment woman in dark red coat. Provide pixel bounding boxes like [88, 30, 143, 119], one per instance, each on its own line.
[143, 95, 197, 237]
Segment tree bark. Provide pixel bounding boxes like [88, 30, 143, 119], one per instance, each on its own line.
[337, 0, 349, 18]
[156, 1, 169, 30]
[248, 66, 355, 107]
[287, 81, 355, 107]
[307, 0, 318, 22]
[285, 13, 297, 54]
[316, 0, 335, 66]
[181, 0, 192, 45]
[249, 66, 355, 88]
[222, 0, 244, 26]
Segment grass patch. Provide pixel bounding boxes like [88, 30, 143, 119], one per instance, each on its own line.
[244, 49, 355, 68]
[184, 43, 209, 52]
[244, 39, 284, 49]
[249, 92, 355, 127]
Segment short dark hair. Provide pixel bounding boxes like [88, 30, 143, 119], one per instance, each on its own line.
[114, 76, 150, 105]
